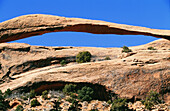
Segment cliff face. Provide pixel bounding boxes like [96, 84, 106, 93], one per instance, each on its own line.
[0, 39, 169, 102]
[0, 14, 170, 43]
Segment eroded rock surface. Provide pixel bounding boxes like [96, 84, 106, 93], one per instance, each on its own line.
[0, 39, 169, 103]
[0, 14, 170, 43]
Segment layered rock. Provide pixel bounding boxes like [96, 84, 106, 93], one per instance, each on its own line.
[0, 14, 170, 43]
[0, 39, 169, 103]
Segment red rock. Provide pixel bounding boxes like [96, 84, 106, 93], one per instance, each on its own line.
[0, 14, 170, 43]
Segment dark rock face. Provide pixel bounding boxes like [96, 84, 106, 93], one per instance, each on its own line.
[0, 14, 170, 43]
[15, 81, 110, 101]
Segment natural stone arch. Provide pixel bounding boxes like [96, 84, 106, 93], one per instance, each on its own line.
[0, 14, 169, 43]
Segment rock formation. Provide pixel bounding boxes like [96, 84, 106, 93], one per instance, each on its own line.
[0, 14, 170, 43]
[0, 39, 169, 103]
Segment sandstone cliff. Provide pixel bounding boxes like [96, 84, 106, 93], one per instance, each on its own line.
[0, 39, 169, 103]
[0, 14, 170, 43]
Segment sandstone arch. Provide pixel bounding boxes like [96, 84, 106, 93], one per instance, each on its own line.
[0, 14, 169, 43]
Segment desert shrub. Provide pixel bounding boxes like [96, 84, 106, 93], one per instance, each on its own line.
[140, 100, 145, 104]
[76, 51, 92, 63]
[66, 97, 75, 103]
[31, 98, 40, 107]
[77, 86, 94, 102]
[122, 46, 132, 53]
[110, 98, 131, 111]
[60, 60, 67, 66]
[42, 90, 48, 100]
[0, 90, 10, 111]
[104, 56, 111, 60]
[15, 105, 24, 111]
[4, 88, 12, 98]
[50, 100, 62, 111]
[68, 99, 81, 111]
[148, 46, 156, 50]
[63, 84, 77, 95]
[146, 91, 161, 104]
[144, 100, 154, 110]
[29, 90, 36, 99]
[107, 100, 112, 104]
[143, 91, 161, 110]
[70, 93, 77, 99]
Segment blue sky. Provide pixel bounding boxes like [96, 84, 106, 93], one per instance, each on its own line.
[0, 0, 170, 47]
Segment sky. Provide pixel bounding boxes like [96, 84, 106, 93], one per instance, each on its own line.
[0, 0, 170, 47]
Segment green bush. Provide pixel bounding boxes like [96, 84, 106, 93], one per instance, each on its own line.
[122, 46, 132, 53]
[107, 100, 112, 104]
[60, 60, 67, 66]
[31, 98, 40, 107]
[50, 100, 62, 111]
[15, 105, 24, 111]
[144, 100, 154, 110]
[143, 91, 161, 110]
[77, 86, 94, 102]
[63, 84, 77, 95]
[140, 100, 145, 104]
[0, 90, 10, 111]
[110, 98, 131, 111]
[148, 47, 156, 50]
[104, 56, 111, 60]
[70, 93, 77, 99]
[29, 90, 36, 99]
[76, 51, 92, 63]
[147, 91, 161, 104]
[66, 97, 75, 103]
[4, 88, 12, 98]
[42, 90, 48, 100]
[68, 99, 81, 111]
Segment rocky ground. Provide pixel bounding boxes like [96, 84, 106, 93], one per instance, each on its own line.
[0, 39, 169, 110]
[7, 90, 170, 111]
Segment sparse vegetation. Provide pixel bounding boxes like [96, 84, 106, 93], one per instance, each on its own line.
[144, 100, 154, 110]
[15, 105, 24, 111]
[110, 98, 131, 111]
[42, 90, 48, 100]
[68, 99, 81, 111]
[104, 56, 111, 60]
[107, 100, 112, 104]
[66, 97, 75, 103]
[60, 60, 67, 66]
[0, 86, 166, 110]
[31, 98, 40, 107]
[0, 90, 10, 111]
[76, 51, 92, 63]
[70, 93, 77, 99]
[4, 88, 12, 98]
[143, 90, 161, 110]
[50, 100, 62, 111]
[148, 46, 156, 50]
[29, 90, 36, 99]
[122, 46, 132, 53]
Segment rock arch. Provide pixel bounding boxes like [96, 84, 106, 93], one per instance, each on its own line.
[0, 14, 169, 43]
